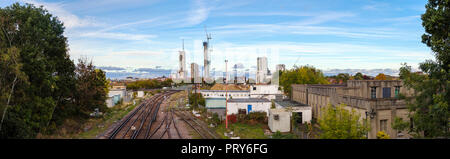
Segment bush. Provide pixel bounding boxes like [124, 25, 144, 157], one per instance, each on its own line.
[227, 114, 237, 124]
[211, 113, 221, 126]
[247, 112, 267, 123]
[235, 112, 267, 125]
[377, 131, 390, 139]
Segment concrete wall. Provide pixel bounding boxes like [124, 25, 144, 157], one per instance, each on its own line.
[208, 108, 226, 120]
[109, 89, 126, 99]
[206, 98, 226, 109]
[106, 97, 114, 108]
[137, 91, 144, 98]
[268, 109, 291, 132]
[250, 85, 281, 95]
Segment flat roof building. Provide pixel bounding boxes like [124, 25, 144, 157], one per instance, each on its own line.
[268, 99, 312, 133]
[291, 80, 414, 139]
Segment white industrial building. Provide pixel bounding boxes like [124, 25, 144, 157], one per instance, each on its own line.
[137, 91, 144, 98]
[227, 98, 271, 116]
[199, 90, 250, 99]
[106, 88, 129, 108]
[268, 109, 291, 132]
[198, 84, 282, 100]
[268, 100, 312, 132]
[250, 84, 282, 100]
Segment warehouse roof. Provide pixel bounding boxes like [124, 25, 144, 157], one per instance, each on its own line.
[274, 99, 309, 107]
[199, 90, 250, 92]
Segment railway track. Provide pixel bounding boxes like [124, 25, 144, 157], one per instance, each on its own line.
[174, 110, 220, 139]
[108, 91, 178, 139]
[148, 107, 182, 139]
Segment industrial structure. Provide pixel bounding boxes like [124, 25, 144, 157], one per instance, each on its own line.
[269, 99, 312, 132]
[203, 27, 212, 79]
[291, 80, 414, 139]
[178, 40, 187, 79]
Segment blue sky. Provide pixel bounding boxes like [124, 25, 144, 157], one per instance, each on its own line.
[1, 0, 432, 76]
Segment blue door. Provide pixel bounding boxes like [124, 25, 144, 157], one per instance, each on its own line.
[247, 105, 252, 113]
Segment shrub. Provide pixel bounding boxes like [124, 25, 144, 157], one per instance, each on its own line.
[227, 114, 237, 124]
[377, 131, 390, 139]
[247, 112, 267, 124]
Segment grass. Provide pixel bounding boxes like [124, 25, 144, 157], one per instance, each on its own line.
[75, 98, 147, 139]
[74, 102, 140, 139]
[40, 97, 146, 139]
[214, 122, 268, 139]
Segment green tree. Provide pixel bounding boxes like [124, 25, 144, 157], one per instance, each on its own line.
[0, 3, 77, 138]
[280, 65, 329, 97]
[336, 73, 350, 83]
[318, 104, 369, 139]
[398, 0, 449, 138]
[188, 93, 205, 109]
[353, 72, 364, 80]
[74, 58, 109, 116]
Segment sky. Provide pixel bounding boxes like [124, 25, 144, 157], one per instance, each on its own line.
[0, 0, 432, 78]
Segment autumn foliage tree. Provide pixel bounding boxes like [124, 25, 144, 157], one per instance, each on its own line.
[375, 73, 387, 80]
[74, 58, 109, 116]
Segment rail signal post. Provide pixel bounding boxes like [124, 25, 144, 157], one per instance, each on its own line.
[225, 59, 228, 129]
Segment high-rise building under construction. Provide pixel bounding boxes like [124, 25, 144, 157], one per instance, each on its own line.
[178, 41, 186, 79]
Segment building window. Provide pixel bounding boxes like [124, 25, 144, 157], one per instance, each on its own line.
[382, 87, 391, 98]
[395, 86, 401, 98]
[380, 119, 388, 132]
[274, 114, 279, 120]
[238, 109, 246, 115]
[370, 87, 377, 99]
[253, 87, 257, 90]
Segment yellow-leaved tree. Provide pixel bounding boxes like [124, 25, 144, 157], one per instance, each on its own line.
[318, 104, 370, 139]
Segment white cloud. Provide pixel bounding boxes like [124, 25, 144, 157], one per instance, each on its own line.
[210, 23, 404, 39]
[111, 50, 163, 56]
[79, 32, 157, 41]
[218, 12, 313, 17]
[186, 0, 211, 26]
[21, 0, 102, 29]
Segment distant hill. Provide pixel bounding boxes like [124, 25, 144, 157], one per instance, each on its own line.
[322, 68, 401, 76]
[97, 66, 173, 79]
